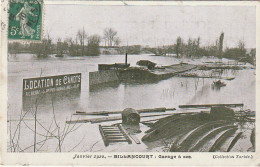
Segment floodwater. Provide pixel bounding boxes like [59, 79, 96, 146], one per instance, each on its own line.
[7, 53, 255, 152]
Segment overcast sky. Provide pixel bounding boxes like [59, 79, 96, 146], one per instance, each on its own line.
[44, 5, 255, 48]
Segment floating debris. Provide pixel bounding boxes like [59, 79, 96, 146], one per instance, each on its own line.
[212, 80, 226, 87]
[136, 60, 157, 70]
[224, 77, 235, 80]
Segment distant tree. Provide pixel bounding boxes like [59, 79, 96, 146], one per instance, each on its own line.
[250, 48, 256, 58]
[87, 35, 101, 56]
[147, 47, 158, 55]
[66, 37, 81, 56]
[175, 36, 182, 57]
[197, 37, 200, 47]
[77, 27, 87, 56]
[238, 40, 245, 51]
[167, 45, 175, 55]
[236, 40, 246, 58]
[128, 45, 142, 54]
[8, 42, 23, 54]
[103, 28, 119, 46]
[249, 48, 256, 65]
[186, 38, 193, 57]
[219, 32, 224, 53]
[66, 38, 75, 56]
[195, 37, 201, 56]
[224, 48, 246, 59]
[114, 37, 121, 46]
[56, 38, 68, 56]
[30, 33, 52, 58]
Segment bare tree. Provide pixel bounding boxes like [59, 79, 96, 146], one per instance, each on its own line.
[77, 27, 88, 56]
[238, 40, 245, 51]
[103, 28, 119, 47]
[66, 37, 76, 56]
[8, 92, 83, 152]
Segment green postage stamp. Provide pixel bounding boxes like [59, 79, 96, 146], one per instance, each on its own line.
[8, 0, 43, 41]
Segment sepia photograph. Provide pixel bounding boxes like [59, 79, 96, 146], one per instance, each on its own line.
[3, 0, 257, 158]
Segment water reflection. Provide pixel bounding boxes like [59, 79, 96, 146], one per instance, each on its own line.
[121, 79, 160, 85]
[211, 85, 222, 91]
[22, 89, 81, 111]
[89, 81, 120, 92]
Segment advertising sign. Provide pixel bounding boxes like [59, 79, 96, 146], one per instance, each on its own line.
[23, 73, 81, 96]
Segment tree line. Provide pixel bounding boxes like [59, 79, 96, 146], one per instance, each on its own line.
[8, 27, 121, 57]
[144, 32, 255, 65]
[148, 32, 253, 59]
[8, 30, 255, 63]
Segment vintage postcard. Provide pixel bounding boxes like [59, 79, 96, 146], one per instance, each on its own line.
[0, 1, 259, 166]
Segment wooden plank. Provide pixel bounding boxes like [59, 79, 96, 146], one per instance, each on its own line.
[66, 120, 90, 124]
[99, 125, 109, 146]
[129, 134, 141, 144]
[103, 131, 122, 133]
[90, 113, 173, 124]
[90, 116, 121, 123]
[75, 111, 109, 116]
[67, 113, 174, 124]
[102, 127, 119, 129]
[102, 128, 121, 131]
[74, 107, 176, 116]
[118, 124, 132, 144]
[104, 133, 123, 135]
[179, 103, 244, 109]
[102, 128, 120, 130]
[105, 135, 125, 137]
[108, 139, 129, 143]
[106, 136, 126, 139]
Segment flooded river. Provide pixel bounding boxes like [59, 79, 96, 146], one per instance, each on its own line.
[7, 54, 255, 152]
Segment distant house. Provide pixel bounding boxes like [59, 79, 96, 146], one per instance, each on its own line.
[100, 46, 119, 55]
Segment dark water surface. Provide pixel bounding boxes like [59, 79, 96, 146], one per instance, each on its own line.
[7, 54, 255, 152]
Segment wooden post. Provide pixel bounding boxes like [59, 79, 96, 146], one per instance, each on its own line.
[99, 125, 109, 146]
[125, 53, 128, 65]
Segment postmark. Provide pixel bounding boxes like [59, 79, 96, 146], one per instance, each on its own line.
[8, 0, 43, 41]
